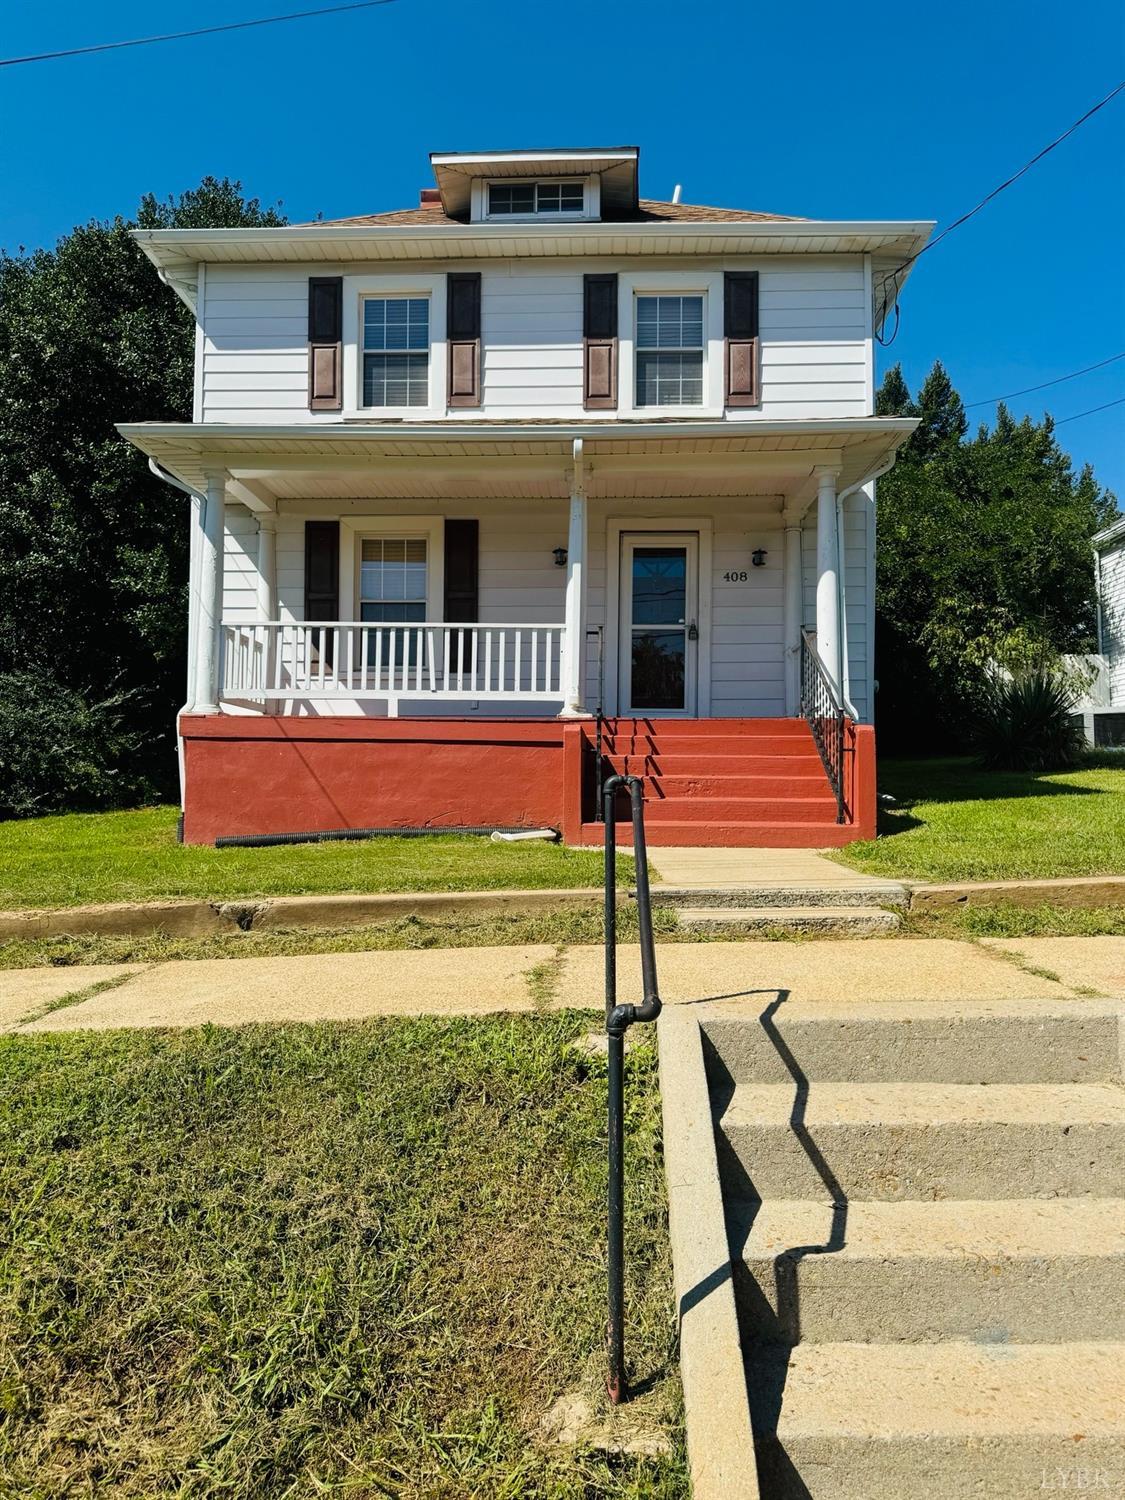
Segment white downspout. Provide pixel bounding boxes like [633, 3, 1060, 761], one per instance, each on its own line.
[148, 457, 203, 808]
[834, 452, 898, 720]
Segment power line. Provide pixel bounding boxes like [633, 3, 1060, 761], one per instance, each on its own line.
[0, 0, 397, 67]
[877, 80, 1125, 345]
[965, 352, 1125, 408]
[1054, 395, 1125, 426]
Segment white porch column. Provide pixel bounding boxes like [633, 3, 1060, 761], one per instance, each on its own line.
[256, 512, 277, 620]
[814, 466, 841, 695]
[783, 519, 803, 715]
[257, 512, 278, 702]
[193, 470, 226, 714]
[560, 488, 588, 716]
[560, 438, 588, 718]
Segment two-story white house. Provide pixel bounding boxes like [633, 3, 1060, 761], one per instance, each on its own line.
[120, 146, 932, 846]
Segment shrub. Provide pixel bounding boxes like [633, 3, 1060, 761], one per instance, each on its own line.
[0, 672, 150, 819]
[971, 669, 1087, 773]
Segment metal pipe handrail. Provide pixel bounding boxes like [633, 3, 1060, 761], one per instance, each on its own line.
[800, 628, 849, 823]
[603, 774, 662, 1405]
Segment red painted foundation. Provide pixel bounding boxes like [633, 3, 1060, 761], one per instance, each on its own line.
[179, 714, 877, 848]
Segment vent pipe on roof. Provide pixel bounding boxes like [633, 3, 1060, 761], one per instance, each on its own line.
[671, 184, 682, 204]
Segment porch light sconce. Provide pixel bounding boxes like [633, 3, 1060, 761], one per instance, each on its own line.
[751, 548, 767, 568]
[552, 546, 568, 567]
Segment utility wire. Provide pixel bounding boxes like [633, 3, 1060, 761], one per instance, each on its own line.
[965, 352, 1125, 408]
[1054, 395, 1125, 425]
[0, 0, 397, 67]
[877, 80, 1125, 345]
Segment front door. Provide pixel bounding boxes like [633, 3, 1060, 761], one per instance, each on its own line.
[618, 533, 699, 716]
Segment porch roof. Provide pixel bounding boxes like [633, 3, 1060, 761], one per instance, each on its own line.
[119, 417, 918, 508]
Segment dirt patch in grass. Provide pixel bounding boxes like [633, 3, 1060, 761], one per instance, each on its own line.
[0, 1014, 684, 1497]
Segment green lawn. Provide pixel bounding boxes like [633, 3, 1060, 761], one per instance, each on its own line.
[0, 1014, 684, 1498]
[0, 807, 626, 910]
[836, 756, 1125, 882]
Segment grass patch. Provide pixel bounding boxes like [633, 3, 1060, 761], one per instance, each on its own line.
[835, 756, 1125, 882]
[0, 807, 630, 911]
[0, 1015, 685, 1497]
[901, 902, 1125, 940]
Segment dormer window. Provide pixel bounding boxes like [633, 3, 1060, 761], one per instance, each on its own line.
[487, 180, 585, 218]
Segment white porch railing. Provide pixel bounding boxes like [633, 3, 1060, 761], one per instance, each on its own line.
[220, 621, 565, 715]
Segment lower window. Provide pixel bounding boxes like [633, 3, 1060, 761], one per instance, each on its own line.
[360, 537, 428, 666]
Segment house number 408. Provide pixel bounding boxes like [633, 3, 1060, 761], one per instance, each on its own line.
[723, 570, 750, 583]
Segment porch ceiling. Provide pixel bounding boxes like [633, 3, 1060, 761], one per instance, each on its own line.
[119, 418, 918, 508]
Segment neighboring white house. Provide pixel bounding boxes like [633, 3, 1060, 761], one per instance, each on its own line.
[119, 145, 933, 845]
[1075, 516, 1125, 746]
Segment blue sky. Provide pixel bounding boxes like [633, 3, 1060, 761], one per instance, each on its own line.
[1, 0, 1122, 495]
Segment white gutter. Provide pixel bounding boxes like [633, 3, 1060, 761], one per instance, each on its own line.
[148, 458, 203, 808]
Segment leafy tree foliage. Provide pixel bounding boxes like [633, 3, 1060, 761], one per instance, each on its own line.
[0, 180, 284, 814]
[874, 360, 1118, 751]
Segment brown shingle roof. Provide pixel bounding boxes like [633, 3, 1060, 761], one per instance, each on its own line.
[298, 198, 805, 228]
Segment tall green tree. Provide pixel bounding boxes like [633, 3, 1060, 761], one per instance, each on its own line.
[0, 180, 284, 815]
[874, 361, 1118, 750]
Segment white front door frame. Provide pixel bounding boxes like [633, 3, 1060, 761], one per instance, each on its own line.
[604, 515, 713, 717]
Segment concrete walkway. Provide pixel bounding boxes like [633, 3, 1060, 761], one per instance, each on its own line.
[4, 936, 1125, 1034]
[647, 846, 889, 892]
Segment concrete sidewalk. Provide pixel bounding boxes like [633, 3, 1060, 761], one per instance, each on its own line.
[4, 936, 1125, 1034]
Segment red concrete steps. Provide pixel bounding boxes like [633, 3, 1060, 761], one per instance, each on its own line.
[628, 773, 833, 799]
[643, 795, 838, 823]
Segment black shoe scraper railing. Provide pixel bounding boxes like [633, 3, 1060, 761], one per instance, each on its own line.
[602, 774, 662, 1404]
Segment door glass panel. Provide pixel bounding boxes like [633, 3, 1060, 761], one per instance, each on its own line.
[630, 546, 687, 710]
[631, 630, 685, 709]
[632, 547, 686, 624]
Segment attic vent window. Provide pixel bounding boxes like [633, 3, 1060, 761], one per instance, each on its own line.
[487, 181, 584, 217]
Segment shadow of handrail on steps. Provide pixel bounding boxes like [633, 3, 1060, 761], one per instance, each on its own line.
[704, 993, 850, 1499]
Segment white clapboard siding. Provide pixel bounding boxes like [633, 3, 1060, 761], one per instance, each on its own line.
[220, 505, 260, 624]
[199, 256, 872, 423]
[1101, 540, 1125, 705]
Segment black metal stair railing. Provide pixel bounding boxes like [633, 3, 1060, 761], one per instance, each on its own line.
[602, 774, 662, 1404]
[800, 628, 849, 824]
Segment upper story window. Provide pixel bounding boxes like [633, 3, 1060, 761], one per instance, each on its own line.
[487, 180, 585, 217]
[362, 296, 429, 407]
[635, 295, 704, 407]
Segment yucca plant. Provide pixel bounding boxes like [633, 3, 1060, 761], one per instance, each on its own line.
[971, 669, 1088, 773]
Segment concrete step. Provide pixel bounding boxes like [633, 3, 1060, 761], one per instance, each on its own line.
[748, 1340, 1125, 1500]
[650, 881, 908, 909]
[729, 1197, 1125, 1344]
[581, 820, 860, 848]
[645, 796, 839, 823]
[716, 1081, 1125, 1199]
[611, 773, 834, 798]
[603, 754, 828, 778]
[675, 906, 901, 936]
[700, 998, 1125, 1085]
[604, 733, 817, 755]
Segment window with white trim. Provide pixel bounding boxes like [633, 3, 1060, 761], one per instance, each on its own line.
[360, 537, 428, 667]
[635, 295, 705, 407]
[487, 180, 584, 216]
[361, 297, 429, 407]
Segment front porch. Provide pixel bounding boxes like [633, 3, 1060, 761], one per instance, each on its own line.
[121, 418, 911, 844]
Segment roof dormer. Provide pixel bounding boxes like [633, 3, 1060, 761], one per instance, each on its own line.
[429, 147, 639, 223]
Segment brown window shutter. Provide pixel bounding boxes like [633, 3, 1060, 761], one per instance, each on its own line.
[447, 273, 482, 408]
[724, 271, 760, 408]
[304, 521, 340, 621]
[583, 273, 618, 409]
[443, 519, 479, 622]
[308, 277, 343, 411]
